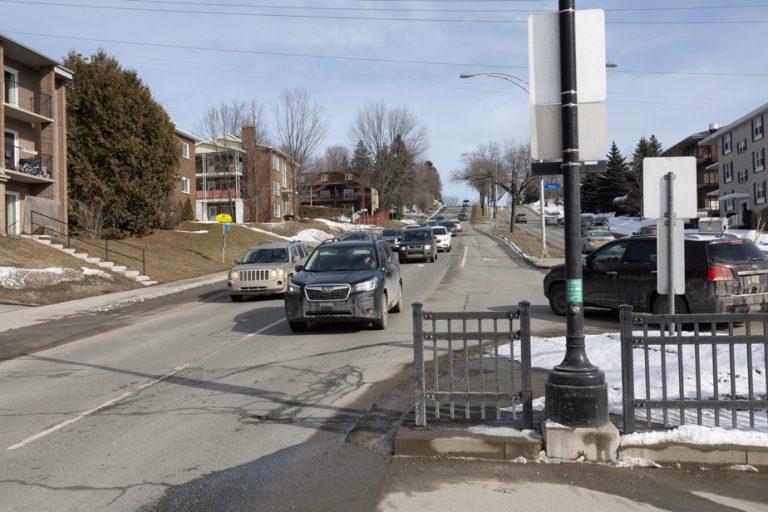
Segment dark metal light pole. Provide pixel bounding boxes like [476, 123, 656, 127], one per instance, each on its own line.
[544, 0, 608, 427]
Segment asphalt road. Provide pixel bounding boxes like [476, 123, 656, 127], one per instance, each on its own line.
[2, 221, 765, 511]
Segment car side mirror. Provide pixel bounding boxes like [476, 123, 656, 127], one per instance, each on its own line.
[295, 264, 304, 272]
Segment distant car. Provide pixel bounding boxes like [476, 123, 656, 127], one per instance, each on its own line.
[284, 239, 402, 332]
[634, 225, 658, 236]
[431, 226, 452, 252]
[228, 240, 309, 302]
[457, 212, 468, 221]
[380, 228, 404, 249]
[341, 230, 378, 241]
[447, 220, 462, 233]
[399, 227, 437, 263]
[581, 229, 614, 253]
[515, 213, 528, 224]
[462, 200, 471, 207]
[544, 215, 558, 226]
[544, 235, 768, 316]
[435, 215, 447, 223]
[439, 220, 458, 236]
[590, 217, 610, 230]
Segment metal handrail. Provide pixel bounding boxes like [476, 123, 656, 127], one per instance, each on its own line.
[30, 211, 146, 276]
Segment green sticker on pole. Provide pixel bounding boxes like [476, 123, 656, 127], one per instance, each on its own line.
[567, 279, 583, 303]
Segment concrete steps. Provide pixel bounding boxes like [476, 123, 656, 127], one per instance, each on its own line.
[23, 235, 155, 286]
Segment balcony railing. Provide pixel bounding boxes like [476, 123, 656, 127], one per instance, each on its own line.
[3, 146, 53, 179]
[4, 76, 53, 119]
[196, 189, 241, 199]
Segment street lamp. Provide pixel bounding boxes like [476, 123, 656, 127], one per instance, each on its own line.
[460, 71, 546, 253]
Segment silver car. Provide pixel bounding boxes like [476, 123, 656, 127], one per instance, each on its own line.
[228, 241, 308, 301]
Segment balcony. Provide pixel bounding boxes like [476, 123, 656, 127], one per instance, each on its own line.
[3, 150, 53, 183]
[3, 76, 53, 124]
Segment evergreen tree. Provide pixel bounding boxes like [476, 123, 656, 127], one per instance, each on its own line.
[597, 142, 630, 214]
[623, 135, 663, 216]
[581, 172, 601, 213]
[349, 140, 372, 176]
[65, 50, 179, 237]
[182, 197, 194, 221]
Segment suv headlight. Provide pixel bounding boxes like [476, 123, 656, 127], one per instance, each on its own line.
[424, 244, 433, 250]
[353, 279, 377, 293]
[275, 268, 286, 278]
[287, 282, 302, 294]
[230, 270, 239, 280]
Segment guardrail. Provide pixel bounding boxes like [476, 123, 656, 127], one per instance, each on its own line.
[30, 211, 146, 276]
[412, 302, 533, 428]
[620, 305, 768, 434]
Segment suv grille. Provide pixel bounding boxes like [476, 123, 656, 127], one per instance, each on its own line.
[305, 284, 351, 301]
[240, 269, 270, 281]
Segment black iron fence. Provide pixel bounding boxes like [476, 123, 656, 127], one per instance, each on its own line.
[620, 305, 768, 434]
[30, 211, 146, 276]
[412, 302, 533, 428]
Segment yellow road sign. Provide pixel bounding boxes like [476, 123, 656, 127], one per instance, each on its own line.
[215, 213, 233, 223]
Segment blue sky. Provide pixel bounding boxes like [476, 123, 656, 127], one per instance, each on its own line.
[2, 1, 765, 202]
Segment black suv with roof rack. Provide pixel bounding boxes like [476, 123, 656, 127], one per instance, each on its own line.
[544, 234, 768, 315]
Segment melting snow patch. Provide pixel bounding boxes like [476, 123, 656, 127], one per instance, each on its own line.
[620, 425, 768, 448]
[466, 426, 542, 440]
[88, 296, 145, 313]
[0, 266, 114, 289]
[610, 457, 662, 469]
[728, 464, 758, 473]
[174, 229, 208, 234]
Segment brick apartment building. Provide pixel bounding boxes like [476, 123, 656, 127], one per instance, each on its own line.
[1, 33, 72, 235]
[164, 127, 199, 227]
[302, 170, 378, 215]
[661, 125, 719, 215]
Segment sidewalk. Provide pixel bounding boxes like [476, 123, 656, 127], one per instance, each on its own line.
[0, 271, 227, 334]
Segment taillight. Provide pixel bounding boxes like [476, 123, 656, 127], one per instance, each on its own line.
[707, 266, 734, 282]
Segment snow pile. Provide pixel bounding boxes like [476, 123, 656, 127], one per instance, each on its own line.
[293, 228, 337, 244]
[0, 266, 113, 289]
[621, 425, 768, 447]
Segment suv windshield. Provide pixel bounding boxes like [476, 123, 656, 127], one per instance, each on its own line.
[402, 229, 432, 242]
[707, 239, 767, 264]
[432, 227, 448, 235]
[243, 247, 288, 263]
[304, 245, 377, 271]
[381, 229, 401, 237]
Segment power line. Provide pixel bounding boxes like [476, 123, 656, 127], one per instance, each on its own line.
[0, 30, 526, 70]
[2, 0, 768, 24]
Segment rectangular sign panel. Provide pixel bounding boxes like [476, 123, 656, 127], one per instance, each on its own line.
[643, 157, 698, 219]
[530, 103, 607, 161]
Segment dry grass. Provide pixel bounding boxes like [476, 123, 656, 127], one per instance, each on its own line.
[492, 226, 565, 259]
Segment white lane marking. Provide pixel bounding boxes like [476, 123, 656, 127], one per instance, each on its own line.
[461, 245, 468, 267]
[7, 316, 286, 450]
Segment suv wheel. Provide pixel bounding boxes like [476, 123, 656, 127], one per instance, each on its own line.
[652, 295, 689, 315]
[230, 295, 243, 303]
[288, 320, 307, 332]
[391, 283, 403, 313]
[372, 292, 388, 330]
[548, 283, 567, 316]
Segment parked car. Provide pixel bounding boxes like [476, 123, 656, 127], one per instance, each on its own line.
[589, 217, 610, 230]
[284, 239, 402, 332]
[457, 212, 468, 221]
[380, 228, 404, 249]
[543, 235, 768, 316]
[544, 215, 558, 226]
[228, 240, 309, 302]
[515, 213, 528, 224]
[399, 227, 438, 263]
[431, 225, 452, 252]
[581, 229, 614, 253]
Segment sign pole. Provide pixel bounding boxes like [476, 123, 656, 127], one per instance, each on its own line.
[544, 0, 608, 428]
[540, 177, 547, 258]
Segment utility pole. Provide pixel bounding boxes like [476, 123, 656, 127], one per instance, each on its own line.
[544, 0, 608, 427]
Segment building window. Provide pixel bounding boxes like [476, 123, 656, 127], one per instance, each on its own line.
[704, 169, 718, 186]
[723, 132, 732, 155]
[754, 116, 764, 141]
[723, 161, 733, 183]
[754, 148, 765, 172]
[345, 173, 354, 181]
[181, 142, 190, 159]
[343, 187, 355, 199]
[738, 169, 749, 183]
[281, 160, 287, 174]
[273, 181, 280, 196]
[282, 167, 287, 188]
[4, 129, 19, 169]
[273, 202, 281, 218]
[319, 190, 331, 199]
[3, 67, 18, 105]
[272, 155, 279, 171]
[725, 197, 735, 212]
[756, 181, 766, 205]
[320, 174, 329, 182]
[181, 176, 190, 194]
[737, 139, 747, 154]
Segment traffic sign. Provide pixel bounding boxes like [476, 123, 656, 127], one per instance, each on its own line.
[215, 213, 233, 223]
[543, 183, 561, 189]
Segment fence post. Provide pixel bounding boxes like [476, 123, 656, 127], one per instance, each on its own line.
[518, 301, 533, 428]
[620, 305, 636, 434]
[412, 302, 426, 427]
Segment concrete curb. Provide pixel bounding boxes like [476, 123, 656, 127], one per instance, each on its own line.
[0, 272, 227, 334]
